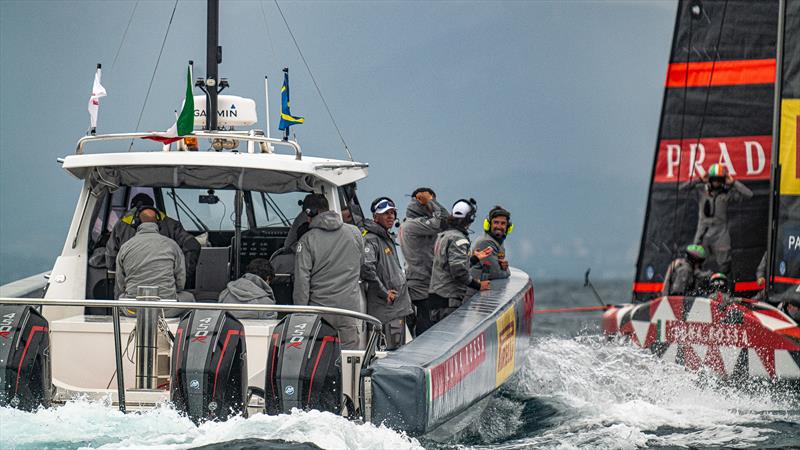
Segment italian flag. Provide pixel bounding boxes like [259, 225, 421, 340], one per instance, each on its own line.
[143, 65, 194, 144]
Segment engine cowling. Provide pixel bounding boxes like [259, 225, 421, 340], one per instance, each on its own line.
[0, 305, 51, 410]
[170, 310, 247, 423]
[265, 313, 341, 414]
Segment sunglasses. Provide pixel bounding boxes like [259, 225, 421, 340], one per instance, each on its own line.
[374, 199, 396, 212]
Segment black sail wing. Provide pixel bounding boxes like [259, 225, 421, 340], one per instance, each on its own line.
[634, 0, 779, 301]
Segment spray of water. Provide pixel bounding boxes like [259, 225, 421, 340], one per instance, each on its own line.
[462, 335, 799, 449]
[0, 399, 422, 450]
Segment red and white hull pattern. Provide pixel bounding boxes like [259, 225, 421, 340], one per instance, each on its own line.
[602, 295, 800, 379]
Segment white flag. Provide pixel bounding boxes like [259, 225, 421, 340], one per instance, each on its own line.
[87, 67, 107, 131]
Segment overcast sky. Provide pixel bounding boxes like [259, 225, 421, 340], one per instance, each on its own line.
[0, 0, 677, 284]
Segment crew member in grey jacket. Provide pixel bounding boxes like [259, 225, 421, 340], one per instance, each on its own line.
[361, 197, 413, 349]
[471, 206, 513, 280]
[681, 163, 753, 275]
[219, 258, 277, 320]
[293, 194, 365, 349]
[106, 193, 200, 289]
[398, 187, 447, 334]
[116, 208, 194, 317]
[428, 199, 492, 326]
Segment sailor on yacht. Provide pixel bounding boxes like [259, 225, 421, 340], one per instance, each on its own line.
[218, 258, 277, 320]
[428, 199, 492, 325]
[106, 193, 200, 290]
[398, 187, 447, 335]
[361, 197, 413, 350]
[293, 194, 365, 349]
[115, 208, 195, 316]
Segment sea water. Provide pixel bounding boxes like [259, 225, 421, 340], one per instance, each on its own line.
[1, 280, 798, 449]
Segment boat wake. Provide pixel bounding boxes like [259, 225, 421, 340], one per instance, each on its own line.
[449, 335, 800, 449]
[2, 335, 798, 450]
[0, 399, 422, 450]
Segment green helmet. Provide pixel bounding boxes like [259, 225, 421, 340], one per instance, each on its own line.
[685, 244, 706, 262]
[710, 272, 727, 282]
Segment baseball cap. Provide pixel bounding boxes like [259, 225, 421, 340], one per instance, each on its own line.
[452, 200, 474, 218]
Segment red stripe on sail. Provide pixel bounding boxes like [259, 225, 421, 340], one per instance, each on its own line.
[633, 282, 663, 293]
[666, 59, 776, 87]
[773, 276, 800, 285]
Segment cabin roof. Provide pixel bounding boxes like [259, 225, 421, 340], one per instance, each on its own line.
[61, 151, 368, 187]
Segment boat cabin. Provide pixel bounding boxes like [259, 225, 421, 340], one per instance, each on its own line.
[45, 134, 369, 320]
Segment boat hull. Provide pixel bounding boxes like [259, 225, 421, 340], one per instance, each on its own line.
[368, 268, 534, 437]
[602, 295, 800, 379]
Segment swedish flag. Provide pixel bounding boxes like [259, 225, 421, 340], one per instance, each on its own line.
[279, 70, 304, 131]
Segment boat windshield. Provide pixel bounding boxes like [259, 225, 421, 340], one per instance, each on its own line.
[160, 188, 306, 232]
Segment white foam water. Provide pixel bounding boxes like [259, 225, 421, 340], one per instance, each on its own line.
[2, 335, 798, 450]
[0, 400, 422, 450]
[468, 335, 799, 449]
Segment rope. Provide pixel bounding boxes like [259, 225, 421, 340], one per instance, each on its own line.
[533, 305, 612, 315]
[129, 0, 180, 151]
[110, 1, 139, 73]
[273, 0, 353, 161]
[258, 1, 278, 63]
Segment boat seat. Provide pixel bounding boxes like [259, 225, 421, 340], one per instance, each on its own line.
[195, 246, 231, 293]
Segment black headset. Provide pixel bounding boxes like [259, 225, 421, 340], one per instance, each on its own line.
[305, 206, 320, 218]
[452, 198, 478, 223]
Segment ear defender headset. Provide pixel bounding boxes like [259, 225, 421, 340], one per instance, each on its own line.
[483, 206, 514, 235]
[132, 205, 162, 228]
[453, 198, 478, 223]
[303, 193, 325, 218]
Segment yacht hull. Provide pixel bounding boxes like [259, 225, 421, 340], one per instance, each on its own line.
[602, 295, 800, 379]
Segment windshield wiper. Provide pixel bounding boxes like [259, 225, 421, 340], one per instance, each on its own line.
[167, 189, 210, 232]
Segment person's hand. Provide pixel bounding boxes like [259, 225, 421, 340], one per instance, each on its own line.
[726, 174, 734, 185]
[474, 247, 494, 261]
[480, 280, 491, 291]
[499, 259, 509, 270]
[757, 277, 766, 287]
[701, 173, 709, 183]
[387, 289, 398, 303]
[415, 191, 433, 206]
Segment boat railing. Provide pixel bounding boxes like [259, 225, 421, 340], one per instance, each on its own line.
[75, 131, 303, 160]
[0, 296, 380, 327]
[0, 296, 381, 413]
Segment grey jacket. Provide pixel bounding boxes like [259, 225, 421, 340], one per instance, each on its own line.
[106, 212, 200, 285]
[429, 227, 480, 306]
[116, 222, 185, 300]
[662, 258, 709, 296]
[218, 273, 277, 320]
[398, 199, 446, 301]
[682, 179, 754, 246]
[361, 220, 413, 323]
[470, 233, 511, 281]
[293, 211, 365, 312]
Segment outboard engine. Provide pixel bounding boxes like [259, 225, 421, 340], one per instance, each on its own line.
[265, 314, 341, 414]
[0, 305, 51, 410]
[171, 310, 247, 423]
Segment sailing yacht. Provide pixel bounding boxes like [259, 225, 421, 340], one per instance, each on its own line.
[603, 0, 800, 380]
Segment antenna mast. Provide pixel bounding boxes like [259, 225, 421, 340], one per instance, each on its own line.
[205, 0, 220, 131]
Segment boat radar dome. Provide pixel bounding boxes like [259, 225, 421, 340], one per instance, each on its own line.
[192, 95, 257, 127]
